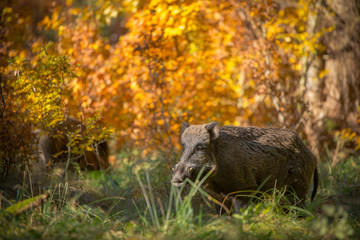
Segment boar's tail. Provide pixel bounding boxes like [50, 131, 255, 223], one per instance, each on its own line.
[311, 167, 318, 202]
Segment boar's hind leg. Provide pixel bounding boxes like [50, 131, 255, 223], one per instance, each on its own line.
[285, 167, 309, 207]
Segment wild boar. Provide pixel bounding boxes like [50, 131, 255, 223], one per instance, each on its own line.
[37, 116, 109, 170]
[171, 122, 318, 209]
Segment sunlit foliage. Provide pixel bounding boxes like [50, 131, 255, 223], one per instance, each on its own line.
[2, 0, 332, 153]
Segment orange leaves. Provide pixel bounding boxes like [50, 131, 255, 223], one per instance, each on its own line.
[110, 0, 250, 149]
[3, 0, 336, 153]
[335, 128, 360, 151]
[40, 6, 63, 31]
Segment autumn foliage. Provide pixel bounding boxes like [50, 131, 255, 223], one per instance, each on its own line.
[1, 0, 359, 166]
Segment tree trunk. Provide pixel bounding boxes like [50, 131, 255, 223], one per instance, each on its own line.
[304, 0, 360, 158]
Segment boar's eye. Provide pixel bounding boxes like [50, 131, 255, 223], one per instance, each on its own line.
[181, 143, 186, 149]
[195, 144, 207, 151]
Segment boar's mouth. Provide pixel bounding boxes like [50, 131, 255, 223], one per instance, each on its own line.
[171, 180, 184, 187]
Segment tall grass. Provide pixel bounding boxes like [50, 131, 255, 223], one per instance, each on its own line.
[0, 149, 359, 239]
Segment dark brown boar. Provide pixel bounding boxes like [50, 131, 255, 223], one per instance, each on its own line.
[37, 117, 109, 170]
[171, 122, 318, 209]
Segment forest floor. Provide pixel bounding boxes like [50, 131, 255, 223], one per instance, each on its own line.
[1, 150, 360, 239]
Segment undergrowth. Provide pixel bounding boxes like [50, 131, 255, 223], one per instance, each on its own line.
[0, 150, 359, 239]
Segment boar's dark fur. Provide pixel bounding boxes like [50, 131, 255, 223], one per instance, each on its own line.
[172, 122, 318, 209]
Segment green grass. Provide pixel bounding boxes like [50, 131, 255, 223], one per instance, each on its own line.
[1, 150, 359, 239]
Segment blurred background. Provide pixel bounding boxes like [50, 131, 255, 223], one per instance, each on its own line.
[1, 0, 359, 163]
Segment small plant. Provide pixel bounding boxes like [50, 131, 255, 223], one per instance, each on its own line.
[134, 166, 214, 235]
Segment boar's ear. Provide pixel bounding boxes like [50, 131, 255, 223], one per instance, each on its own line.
[205, 122, 219, 141]
[181, 122, 190, 135]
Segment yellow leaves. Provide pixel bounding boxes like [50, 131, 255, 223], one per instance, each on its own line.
[289, 57, 296, 64]
[103, 6, 118, 18]
[134, 92, 145, 101]
[249, 80, 255, 88]
[5, 0, 343, 153]
[336, 128, 360, 150]
[345, 132, 357, 142]
[164, 26, 184, 37]
[3, 7, 13, 22]
[2, 7, 13, 14]
[156, 119, 164, 125]
[102, 6, 119, 24]
[170, 7, 180, 16]
[91, 42, 100, 51]
[319, 70, 328, 79]
[143, 2, 201, 38]
[66, 0, 73, 6]
[337, 129, 357, 142]
[10, 43, 73, 126]
[284, 37, 292, 43]
[86, 145, 93, 151]
[69, 8, 80, 16]
[40, 6, 63, 30]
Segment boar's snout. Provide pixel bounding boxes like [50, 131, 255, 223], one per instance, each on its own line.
[171, 162, 194, 187]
